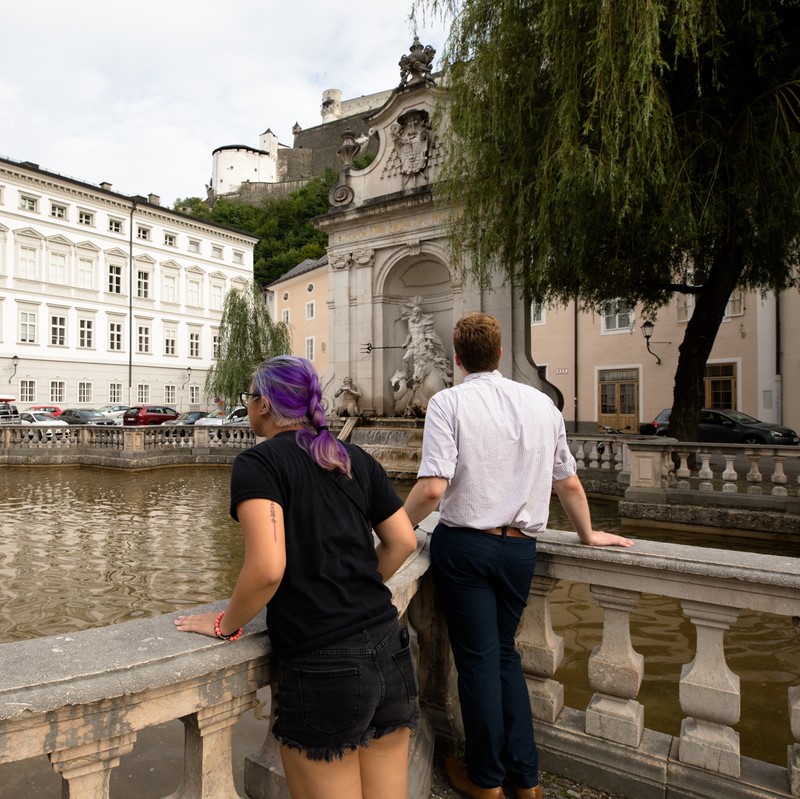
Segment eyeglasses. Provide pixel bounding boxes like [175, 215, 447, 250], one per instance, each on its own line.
[239, 392, 260, 407]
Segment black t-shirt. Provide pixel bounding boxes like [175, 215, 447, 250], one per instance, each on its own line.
[229, 431, 404, 658]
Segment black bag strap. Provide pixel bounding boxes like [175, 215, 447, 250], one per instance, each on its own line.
[325, 469, 369, 520]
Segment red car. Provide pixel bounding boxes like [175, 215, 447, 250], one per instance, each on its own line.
[30, 405, 63, 417]
[122, 405, 180, 426]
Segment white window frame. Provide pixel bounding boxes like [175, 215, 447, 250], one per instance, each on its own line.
[19, 310, 37, 343]
[162, 274, 177, 303]
[305, 336, 315, 362]
[189, 330, 201, 358]
[19, 195, 38, 212]
[77, 257, 94, 290]
[108, 321, 123, 351]
[600, 299, 634, 333]
[530, 300, 546, 325]
[137, 269, 150, 299]
[212, 333, 220, 359]
[78, 210, 94, 226]
[189, 385, 200, 404]
[305, 300, 316, 321]
[211, 245, 223, 259]
[78, 318, 94, 349]
[50, 203, 67, 220]
[136, 226, 150, 241]
[210, 283, 223, 311]
[50, 314, 66, 346]
[78, 381, 93, 403]
[164, 233, 176, 247]
[137, 324, 151, 354]
[108, 263, 123, 294]
[108, 218, 123, 234]
[187, 279, 201, 307]
[48, 251, 67, 284]
[18, 245, 38, 280]
[164, 385, 176, 405]
[109, 382, 123, 404]
[164, 327, 177, 356]
[281, 308, 290, 325]
[20, 380, 36, 403]
[137, 384, 150, 404]
[233, 251, 243, 265]
[188, 239, 200, 253]
[50, 381, 65, 404]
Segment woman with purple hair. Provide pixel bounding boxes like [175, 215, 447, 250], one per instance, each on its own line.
[175, 355, 419, 799]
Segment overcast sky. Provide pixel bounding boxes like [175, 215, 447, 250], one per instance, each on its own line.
[0, 1, 449, 205]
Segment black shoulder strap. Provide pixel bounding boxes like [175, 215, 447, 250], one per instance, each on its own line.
[325, 469, 369, 520]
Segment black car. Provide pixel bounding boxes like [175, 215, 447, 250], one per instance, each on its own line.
[60, 408, 117, 426]
[640, 407, 799, 445]
[161, 411, 209, 426]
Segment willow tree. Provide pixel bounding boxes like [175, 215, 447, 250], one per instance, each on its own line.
[419, 0, 800, 439]
[204, 282, 291, 408]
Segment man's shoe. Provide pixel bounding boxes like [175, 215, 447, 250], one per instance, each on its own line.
[508, 785, 543, 799]
[443, 755, 504, 799]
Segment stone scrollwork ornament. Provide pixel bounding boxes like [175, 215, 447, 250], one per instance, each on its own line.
[329, 253, 353, 271]
[398, 36, 436, 88]
[389, 110, 432, 187]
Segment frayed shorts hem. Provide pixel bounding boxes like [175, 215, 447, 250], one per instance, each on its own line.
[273, 714, 420, 762]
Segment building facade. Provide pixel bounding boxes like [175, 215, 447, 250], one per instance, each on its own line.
[0, 157, 257, 411]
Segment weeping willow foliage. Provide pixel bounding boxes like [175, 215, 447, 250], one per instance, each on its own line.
[420, 0, 800, 311]
[204, 283, 291, 408]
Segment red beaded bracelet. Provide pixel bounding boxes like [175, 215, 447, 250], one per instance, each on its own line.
[214, 611, 243, 641]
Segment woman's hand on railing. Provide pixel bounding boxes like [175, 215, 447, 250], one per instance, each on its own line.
[580, 530, 635, 548]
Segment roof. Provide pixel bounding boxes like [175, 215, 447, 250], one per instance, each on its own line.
[268, 253, 328, 286]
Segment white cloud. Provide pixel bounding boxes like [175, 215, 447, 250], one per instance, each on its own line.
[0, 0, 449, 204]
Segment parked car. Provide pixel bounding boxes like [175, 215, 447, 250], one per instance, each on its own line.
[28, 404, 63, 417]
[161, 411, 209, 426]
[123, 405, 180, 426]
[0, 396, 20, 424]
[19, 411, 70, 439]
[60, 408, 117, 426]
[194, 407, 248, 426]
[640, 407, 799, 445]
[96, 404, 130, 424]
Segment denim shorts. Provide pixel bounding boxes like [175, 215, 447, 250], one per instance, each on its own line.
[273, 616, 420, 760]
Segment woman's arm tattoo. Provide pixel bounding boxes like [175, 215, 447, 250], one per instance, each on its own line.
[269, 502, 277, 542]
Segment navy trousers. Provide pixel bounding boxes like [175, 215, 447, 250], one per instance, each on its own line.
[431, 522, 539, 790]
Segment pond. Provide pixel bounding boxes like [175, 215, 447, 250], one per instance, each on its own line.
[0, 464, 797, 766]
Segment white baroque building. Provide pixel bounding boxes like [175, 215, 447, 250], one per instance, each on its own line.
[0, 157, 257, 410]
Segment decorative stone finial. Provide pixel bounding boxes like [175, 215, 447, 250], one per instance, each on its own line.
[398, 36, 436, 88]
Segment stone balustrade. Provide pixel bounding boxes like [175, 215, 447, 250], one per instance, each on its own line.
[1, 517, 798, 799]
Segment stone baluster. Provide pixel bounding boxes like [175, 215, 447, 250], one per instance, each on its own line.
[771, 454, 788, 497]
[575, 440, 587, 470]
[589, 441, 600, 469]
[746, 453, 763, 494]
[601, 439, 613, 470]
[721, 454, 738, 493]
[678, 600, 741, 777]
[518, 576, 564, 723]
[585, 586, 644, 746]
[789, 685, 800, 797]
[49, 732, 137, 799]
[697, 450, 714, 491]
[166, 692, 258, 799]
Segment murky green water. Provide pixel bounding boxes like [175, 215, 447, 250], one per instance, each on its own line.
[0, 465, 797, 766]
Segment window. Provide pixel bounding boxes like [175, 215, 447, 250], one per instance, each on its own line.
[530, 301, 545, 325]
[210, 283, 223, 310]
[704, 363, 737, 409]
[601, 300, 633, 332]
[19, 311, 37, 343]
[50, 381, 65, 403]
[305, 301, 316, 320]
[78, 210, 94, 226]
[212, 333, 220, 359]
[109, 321, 123, 351]
[281, 309, 290, 325]
[676, 293, 694, 323]
[78, 319, 93, 349]
[187, 279, 201, 307]
[189, 331, 200, 357]
[164, 385, 176, 405]
[48, 252, 67, 284]
[77, 258, 94, 289]
[725, 289, 745, 318]
[305, 336, 315, 362]
[306, 283, 314, 293]
[211, 245, 223, 258]
[50, 204, 67, 219]
[137, 270, 150, 299]
[109, 382, 123, 404]
[282, 291, 289, 301]
[108, 219, 122, 234]
[164, 327, 176, 356]
[19, 195, 38, 212]
[190, 385, 200, 404]
[162, 274, 177, 303]
[108, 264, 122, 294]
[188, 239, 200, 253]
[136, 226, 150, 241]
[233, 251, 243, 264]
[137, 325, 150, 354]
[20, 380, 35, 403]
[50, 315, 66, 346]
[164, 233, 176, 247]
[18, 246, 37, 280]
[137, 384, 150, 404]
[78, 382, 93, 403]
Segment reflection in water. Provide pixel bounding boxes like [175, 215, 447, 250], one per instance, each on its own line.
[0, 467, 797, 766]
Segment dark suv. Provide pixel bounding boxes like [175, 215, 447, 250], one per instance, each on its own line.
[123, 405, 180, 426]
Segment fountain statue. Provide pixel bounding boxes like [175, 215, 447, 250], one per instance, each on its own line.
[334, 376, 362, 418]
[393, 295, 452, 416]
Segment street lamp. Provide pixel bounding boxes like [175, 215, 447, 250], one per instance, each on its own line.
[641, 320, 661, 365]
[182, 366, 192, 388]
[8, 355, 19, 383]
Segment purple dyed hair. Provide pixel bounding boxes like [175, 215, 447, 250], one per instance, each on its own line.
[252, 355, 351, 476]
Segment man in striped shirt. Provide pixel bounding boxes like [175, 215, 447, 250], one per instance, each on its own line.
[405, 312, 632, 799]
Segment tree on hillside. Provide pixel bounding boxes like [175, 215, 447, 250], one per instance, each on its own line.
[421, 0, 800, 440]
[204, 282, 291, 409]
[174, 169, 337, 288]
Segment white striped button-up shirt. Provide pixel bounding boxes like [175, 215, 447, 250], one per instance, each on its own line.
[417, 370, 576, 536]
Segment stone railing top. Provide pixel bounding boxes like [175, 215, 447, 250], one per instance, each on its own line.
[0, 527, 429, 722]
[537, 529, 800, 614]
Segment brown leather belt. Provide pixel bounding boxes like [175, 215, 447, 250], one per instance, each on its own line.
[483, 526, 529, 539]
